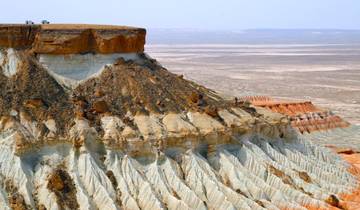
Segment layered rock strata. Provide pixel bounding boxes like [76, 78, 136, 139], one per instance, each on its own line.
[0, 24, 146, 54]
[0, 24, 359, 210]
[242, 96, 350, 134]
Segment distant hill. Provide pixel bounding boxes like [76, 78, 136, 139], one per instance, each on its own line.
[147, 28, 360, 44]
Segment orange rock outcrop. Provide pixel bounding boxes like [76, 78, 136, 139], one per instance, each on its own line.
[0, 24, 40, 48]
[243, 96, 350, 133]
[333, 152, 360, 210]
[0, 24, 146, 54]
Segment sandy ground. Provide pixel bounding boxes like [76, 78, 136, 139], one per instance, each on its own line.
[146, 44, 360, 125]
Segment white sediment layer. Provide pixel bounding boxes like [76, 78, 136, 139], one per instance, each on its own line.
[77, 151, 119, 210]
[39, 53, 139, 89]
[0, 130, 35, 208]
[68, 150, 97, 210]
[162, 113, 198, 138]
[0, 118, 358, 209]
[187, 112, 225, 134]
[134, 114, 165, 140]
[0, 185, 10, 210]
[0, 48, 20, 77]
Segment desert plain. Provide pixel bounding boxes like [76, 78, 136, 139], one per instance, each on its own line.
[147, 43, 360, 125]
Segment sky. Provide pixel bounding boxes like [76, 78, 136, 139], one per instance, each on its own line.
[1, 0, 360, 30]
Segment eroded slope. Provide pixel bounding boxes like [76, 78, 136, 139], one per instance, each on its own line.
[0, 24, 359, 210]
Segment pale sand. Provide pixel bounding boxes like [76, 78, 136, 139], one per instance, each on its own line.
[146, 44, 360, 125]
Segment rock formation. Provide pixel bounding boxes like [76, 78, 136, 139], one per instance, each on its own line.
[242, 96, 350, 134]
[0, 24, 145, 54]
[0, 24, 359, 210]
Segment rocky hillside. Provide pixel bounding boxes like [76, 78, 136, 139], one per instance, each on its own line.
[0, 24, 359, 210]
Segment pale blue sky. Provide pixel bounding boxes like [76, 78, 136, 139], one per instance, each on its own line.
[1, 0, 360, 30]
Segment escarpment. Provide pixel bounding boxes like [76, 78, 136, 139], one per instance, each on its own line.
[0, 24, 145, 54]
[1, 24, 360, 210]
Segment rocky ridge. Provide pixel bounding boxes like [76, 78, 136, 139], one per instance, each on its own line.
[241, 96, 350, 134]
[0, 24, 359, 210]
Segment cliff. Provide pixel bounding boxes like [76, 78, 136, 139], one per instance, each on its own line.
[0, 24, 146, 54]
[0, 24, 359, 210]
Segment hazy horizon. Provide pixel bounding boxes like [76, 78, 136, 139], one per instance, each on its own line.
[1, 0, 360, 30]
[146, 28, 360, 45]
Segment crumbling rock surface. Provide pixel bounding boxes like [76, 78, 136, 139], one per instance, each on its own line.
[0, 24, 359, 210]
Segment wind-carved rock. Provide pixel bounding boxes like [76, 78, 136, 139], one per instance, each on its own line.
[0, 24, 359, 210]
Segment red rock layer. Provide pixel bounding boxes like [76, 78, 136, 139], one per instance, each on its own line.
[291, 113, 350, 134]
[337, 153, 360, 210]
[243, 96, 350, 133]
[0, 24, 146, 54]
[261, 102, 319, 116]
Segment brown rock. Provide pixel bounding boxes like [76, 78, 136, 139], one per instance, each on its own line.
[188, 92, 200, 104]
[5, 180, 27, 210]
[0, 24, 146, 54]
[48, 173, 65, 191]
[94, 89, 104, 97]
[75, 110, 86, 118]
[325, 195, 341, 208]
[0, 116, 15, 131]
[24, 99, 46, 109]
[8, 193, 27, 210]
[337, 148, 357, 155]
[188, 92, 205, 107]
[269, 165, 296, 188]
[0, 24, 40, 48]
[74, 99, 88, 109]
[106, 170, 118, 189]
[204, 105, 220, 118]
[91, 100, 109, 114]
[73, 135, 85, 148]
[14, 132, 26, 151]
[38, 204, 47, 210]
[297, 171, 312, 183]
[47, 169, 79, 209]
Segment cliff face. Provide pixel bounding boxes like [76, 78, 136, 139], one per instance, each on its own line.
[0, 24, 359, 210]
[0, 25, 40, 48]
[0, 24, 146, 54]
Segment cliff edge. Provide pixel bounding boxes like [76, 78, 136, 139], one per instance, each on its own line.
[0, 24, 146, 54]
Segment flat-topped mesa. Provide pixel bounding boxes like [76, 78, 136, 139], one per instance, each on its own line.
[1, 24, 359, 210]
[0, 24, 146, 54]
[1, 24, 294, 154]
